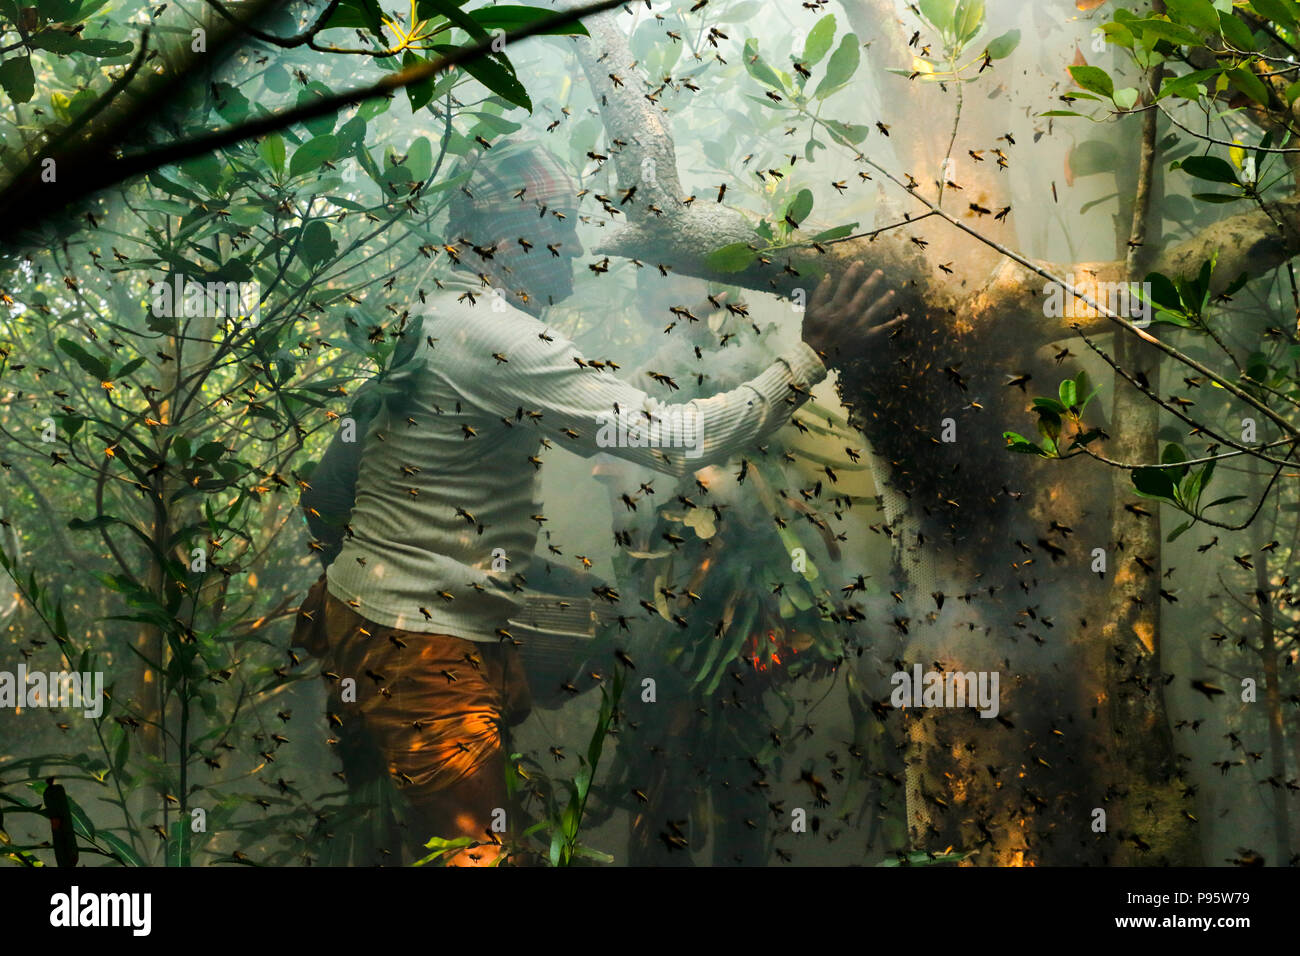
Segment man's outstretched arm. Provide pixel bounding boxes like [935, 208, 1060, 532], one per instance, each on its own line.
[445, 265, 903, 477]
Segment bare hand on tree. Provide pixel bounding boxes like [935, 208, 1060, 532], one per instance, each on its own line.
[802, 262, 907, 358]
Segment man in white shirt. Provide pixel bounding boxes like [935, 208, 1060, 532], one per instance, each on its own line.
[293, 141, 902, 865]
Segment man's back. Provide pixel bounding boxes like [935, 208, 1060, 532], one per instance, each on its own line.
[326, 295, 828, 642]
[325, 302, 547, 642]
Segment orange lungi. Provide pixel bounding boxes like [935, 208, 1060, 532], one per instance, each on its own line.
[290, 574, 532, 856]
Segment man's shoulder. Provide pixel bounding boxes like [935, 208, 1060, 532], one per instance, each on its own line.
[424, 296, 544, 343]
[421, 296, 571, 367]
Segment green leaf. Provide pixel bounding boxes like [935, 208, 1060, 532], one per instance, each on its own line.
[259, 134, 285, 176]
[113, 356, 148, 379]
[1112, 87, 1139, 110]
[809, 223, 859, 242]
[264, 63, 290, 93]
[1129, 17, 1202, 46]
[1165, 0, 1222, 33]
[1069, 65, 1114, 98]
[1203, 494, 1246, 509]
[325, 0, 386, 35]
[97, 830, 144, 866]
[813, 32, 859, 99]
[1161, 442, 1189, 480]
[574, 762, 593, 803]
[179, 153, 223, 192]
[211, 81, 250, 123]
[919, 0, 957, 33]
[1218, 10, 1258, 51]
[406, 135, 433, 182]
[467, 4, 590, 36]
[193, 441, 225, 462]
[1132, 467, 1178, 503]
[1249, 0, 1299, 27]
[289, 134, 339, 178]
[1003, 432, 1043, 455]
[1058, 378, 1077, 410]
[1166, 519, 1192, 542]
[1100, 22, 1135, 48]
[785, 188, 814, 228]
[299, 220, 337, 266]
[1037, 409, 1062, 444]
[742, 38, 786, 90]
[68, 515, 118, 532]
[823, 118, 871, 145]
[417, 0, 490, 39]
[58, 339, 109, 379]
[1003, 431, 1042, 454]
[1158, 67, 1223, 101]
[401, 51, 438, 113]
[1191, 192, 1245, 203]
[1032, 396, 1067, 415]
[431, 43, 531, 111]
[705, 242, 758, 272]
[985, 29, 1020, 59]
[803, 14, 836, 65]
[30, 32, 133, 56]
[0, 56, 35, 104]
[1176, 155, 1240, 185]
[953, 0, 985, 44]
[1227, 67, 1270, 106]
[1073, 368, 1093, 402]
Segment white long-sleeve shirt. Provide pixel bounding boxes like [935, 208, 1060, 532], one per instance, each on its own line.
[325, 299, 827, 642]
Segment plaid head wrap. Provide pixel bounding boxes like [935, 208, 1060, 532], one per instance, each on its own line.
[447, 140, 578, 227]
[446, 141, 582, 310]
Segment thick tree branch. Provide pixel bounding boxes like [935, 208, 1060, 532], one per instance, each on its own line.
[571, 6, 683, 214]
